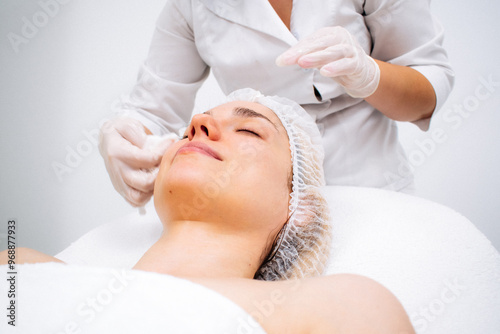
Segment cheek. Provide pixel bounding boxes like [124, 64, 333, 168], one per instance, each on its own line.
[239, 151, 290, 217]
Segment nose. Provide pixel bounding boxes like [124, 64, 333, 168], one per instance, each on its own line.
[188, 113, 221, 141]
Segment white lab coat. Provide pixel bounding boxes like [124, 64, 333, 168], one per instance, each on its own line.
[121, 0, 454, 191]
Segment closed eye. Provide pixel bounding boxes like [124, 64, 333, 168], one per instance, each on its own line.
[237, 129, 261, 137]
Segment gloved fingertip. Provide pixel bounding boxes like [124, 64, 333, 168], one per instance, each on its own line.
[126, 187, 152, 208]
[141, 167, 159, 180]
[320, 66, 335, 77]
[275, 54, 287, 67]
[276, 53, 296, 67]
[151, 167, 160, 177]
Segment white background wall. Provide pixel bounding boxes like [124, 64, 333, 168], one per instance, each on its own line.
[1, 0, 499, 255]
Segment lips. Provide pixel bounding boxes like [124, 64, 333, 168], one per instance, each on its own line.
[175, 141, 222, 161]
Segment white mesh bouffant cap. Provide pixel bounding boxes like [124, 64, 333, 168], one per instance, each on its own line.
[226, 88, 332, 281]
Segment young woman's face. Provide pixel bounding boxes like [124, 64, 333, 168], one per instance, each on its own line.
[154, 101, 291, 237]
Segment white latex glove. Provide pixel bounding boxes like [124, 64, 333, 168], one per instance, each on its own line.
[276, 26, 380, 98]
[99, 117, 177, 207]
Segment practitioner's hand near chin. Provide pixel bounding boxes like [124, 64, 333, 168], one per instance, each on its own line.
[99, 117, 176, 207]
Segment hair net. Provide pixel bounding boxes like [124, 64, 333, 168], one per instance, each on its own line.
[226, 88, 332, 281]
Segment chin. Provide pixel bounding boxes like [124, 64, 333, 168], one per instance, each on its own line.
[154, 166, 224, 223]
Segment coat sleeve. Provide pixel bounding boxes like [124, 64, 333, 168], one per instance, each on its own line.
[363, 0, 455, 130]
[120, 0, 210, 135]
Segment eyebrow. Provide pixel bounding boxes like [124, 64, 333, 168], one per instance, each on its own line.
[232, 107, 279, 132]
[203, 107, 279, 132]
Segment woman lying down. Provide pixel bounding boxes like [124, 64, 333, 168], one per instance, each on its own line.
[0, 89, 414, 333]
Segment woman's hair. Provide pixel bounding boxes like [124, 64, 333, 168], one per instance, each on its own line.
[226, 89, 332, 281]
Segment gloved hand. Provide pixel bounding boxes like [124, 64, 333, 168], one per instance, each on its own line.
[99, 117, 177, 207]
[276, 27, 380, 98]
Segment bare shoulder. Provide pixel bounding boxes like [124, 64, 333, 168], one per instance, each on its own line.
[293, 274, 416, 334]
[192, 274, 414, 334]
[0, 247, 63, 265]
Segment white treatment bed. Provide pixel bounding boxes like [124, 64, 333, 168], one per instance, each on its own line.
[1, 186, 499, 333]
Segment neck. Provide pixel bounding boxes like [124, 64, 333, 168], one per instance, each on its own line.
[133, 220, 265, 279]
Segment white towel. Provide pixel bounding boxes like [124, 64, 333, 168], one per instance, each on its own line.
[0, 263, 266, 334]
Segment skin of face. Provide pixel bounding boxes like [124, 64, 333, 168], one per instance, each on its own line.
[154, 101, 292, 249]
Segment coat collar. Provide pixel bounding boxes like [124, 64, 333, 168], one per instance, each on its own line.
[199, 0, 298, 46]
